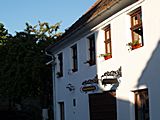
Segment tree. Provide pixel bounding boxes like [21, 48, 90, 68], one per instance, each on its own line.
[0, 32, 41, 98]
[0, 22, 62, 113]
[25, 21, 62, 43]
[0, 23, 9, 45]
[0, 23, 10, 89]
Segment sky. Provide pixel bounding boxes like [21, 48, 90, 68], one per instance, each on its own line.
[0, 0, 96, 35]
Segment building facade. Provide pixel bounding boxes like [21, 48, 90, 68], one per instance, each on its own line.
[47, 0, 160, 120]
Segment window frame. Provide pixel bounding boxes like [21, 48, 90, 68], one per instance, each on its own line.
[103, 24, 112, 60]
[57, 52, 63, 78]
[134, 89, 150, 120]
[71, 44, 78, 72]
[59, 102, 65, 120]
[130, 7, 143, 50]
[87, 34, 96, 66]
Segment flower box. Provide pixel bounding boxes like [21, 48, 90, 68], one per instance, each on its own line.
[104, 55, 112, 60]
[132, 43, 141, 50]
[99, 53, 112, 60]
[127, 40, 142, 51]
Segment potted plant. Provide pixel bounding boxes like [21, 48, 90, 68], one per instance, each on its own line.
[99, 53, 112, 60]
[127, 40, 141, 50]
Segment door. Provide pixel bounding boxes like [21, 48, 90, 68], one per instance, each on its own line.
[89, 91, 117, 120]
[134, 89, 150, 120]
[59, 102, 65, 120]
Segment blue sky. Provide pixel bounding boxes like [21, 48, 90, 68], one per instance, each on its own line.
[0, 0, 96, 35]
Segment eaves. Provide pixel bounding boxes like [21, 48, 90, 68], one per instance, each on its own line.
[46, 0, 138, 53]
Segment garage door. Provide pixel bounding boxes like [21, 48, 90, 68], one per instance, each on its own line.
[89, 91, 117, 120]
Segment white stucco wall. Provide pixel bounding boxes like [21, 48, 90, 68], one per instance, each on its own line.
[95, 0, 160, 119]
[54, 35, 98, 120]
[52, 0, 160, 120]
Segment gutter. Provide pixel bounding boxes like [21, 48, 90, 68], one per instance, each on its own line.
[46, 0, 137, 52]
[45, 51, 54, 65]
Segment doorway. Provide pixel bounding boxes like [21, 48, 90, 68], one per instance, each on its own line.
[89, 91, 117, 120]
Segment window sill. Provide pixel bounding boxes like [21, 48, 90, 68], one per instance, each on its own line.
[56, 72, 63, 78]
[72, 69, 78, 72]
[84, 60, 96, 66]
[57, 75, 63, 78]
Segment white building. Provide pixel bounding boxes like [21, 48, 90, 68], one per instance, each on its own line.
[46, 0, 160, 120]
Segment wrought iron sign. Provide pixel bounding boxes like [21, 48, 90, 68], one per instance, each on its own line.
[81, 86, 98, 93]
[101, 66, 122, 79]
[98, 67, 122, 91]
[82, 76, 98, 85]
[80, 75, 99, 93]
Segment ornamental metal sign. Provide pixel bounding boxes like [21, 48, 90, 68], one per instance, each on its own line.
[102, 78, 118, 85]
[80, 85, 98, 93]
[82, 76, 98, 85]
[101, 67, 122, 79]
[98, 67, 122, 91]
[80, 75, 99, 93]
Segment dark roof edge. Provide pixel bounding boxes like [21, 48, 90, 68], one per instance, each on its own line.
[46, 0, 138, 52]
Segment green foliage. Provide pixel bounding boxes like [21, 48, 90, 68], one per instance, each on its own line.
[25, 21, 63, 42]
[0, 23, 9, 45]
[127, 39, 139, 46]
[99, 53, 111, 57]
[0, 21, 61, 102]
[0, 32, 42, 98]
[126, 39, 140, 51]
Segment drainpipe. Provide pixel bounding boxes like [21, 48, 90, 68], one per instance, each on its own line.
[43, 50, 56, 120]
[51, 58, 57, 120]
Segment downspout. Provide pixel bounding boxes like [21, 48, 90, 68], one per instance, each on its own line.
[44, 50, 56, 120]
[52, 59, 57, 120]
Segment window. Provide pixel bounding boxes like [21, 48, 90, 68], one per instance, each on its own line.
[59, 102, 65, 120]
[71, 44, 78, 72]
[73, 99, 76, 107]
[104, 24, 112, 60]
[134, 89, 150, 120]
[57, 52, 63, 78]
[130, 7, 143, 50]
[87, 34, 96, 65]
